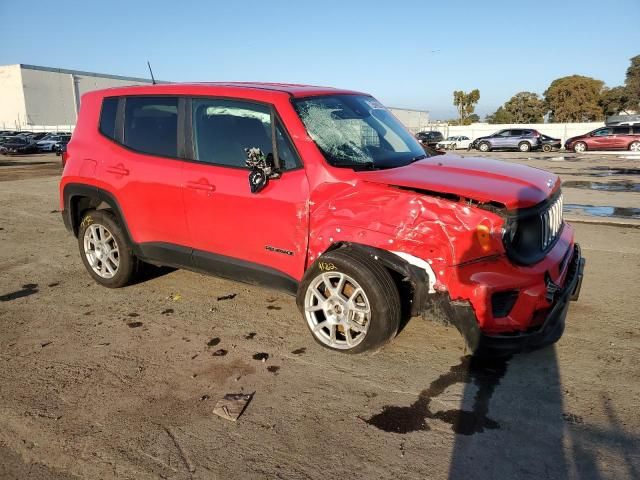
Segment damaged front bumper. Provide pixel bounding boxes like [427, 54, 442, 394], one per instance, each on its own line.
[439, 244, 585, 355]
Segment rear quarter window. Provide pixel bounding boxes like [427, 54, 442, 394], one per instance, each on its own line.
[99, 97, 119, 139]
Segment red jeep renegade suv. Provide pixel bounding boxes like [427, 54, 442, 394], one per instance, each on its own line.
[60, 83, 585, 354]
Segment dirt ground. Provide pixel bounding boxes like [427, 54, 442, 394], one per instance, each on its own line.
[1, 151, 639, 479]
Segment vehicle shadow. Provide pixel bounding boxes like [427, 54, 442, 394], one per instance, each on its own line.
[442, 184, 638, 479]
[130, 264, 176, 285]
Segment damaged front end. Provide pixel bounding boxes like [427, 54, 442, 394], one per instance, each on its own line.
[308, 178, 584, 355]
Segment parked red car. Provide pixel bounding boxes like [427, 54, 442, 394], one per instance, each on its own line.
[565, 125, 640, 152]
[60, 83, 584, 354]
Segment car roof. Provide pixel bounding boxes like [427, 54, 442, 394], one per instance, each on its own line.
[87, 82, 366, 99]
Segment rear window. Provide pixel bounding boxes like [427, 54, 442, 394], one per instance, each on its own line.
[99, 97, 119, 140]
[123, 97, 178, 157]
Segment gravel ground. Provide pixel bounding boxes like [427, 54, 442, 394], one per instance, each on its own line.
[0, 151, 639, 479]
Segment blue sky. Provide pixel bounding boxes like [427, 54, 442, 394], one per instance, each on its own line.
[1, 0, 638, 120]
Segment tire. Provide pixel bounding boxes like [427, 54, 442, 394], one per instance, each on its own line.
[542, 144, 552, 152]
[450, 143, 457, 150]
[297, 247, 401, 353]
[629, 141, 640, 152]
[478, 142, 491, 152]
[518, 141, 531, 152]
[573, 141, 587, 153]
[77, 210, 139, 288]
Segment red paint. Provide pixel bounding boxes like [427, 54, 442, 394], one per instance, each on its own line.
[61, 83, 578, 336]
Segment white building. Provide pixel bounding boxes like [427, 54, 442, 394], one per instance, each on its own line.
[388, 107, 430, 133]
[0, 64, 154, 130]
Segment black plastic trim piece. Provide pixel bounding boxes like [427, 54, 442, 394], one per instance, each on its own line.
[192, 248, 298, 295]
[331, 242, 431, 317]
[62, 183, 134, 244]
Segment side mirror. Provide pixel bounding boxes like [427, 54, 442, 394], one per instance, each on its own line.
[245, 147, 280, 194]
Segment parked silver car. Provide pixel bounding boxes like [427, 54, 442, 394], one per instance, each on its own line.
[470, 128, 542, 152]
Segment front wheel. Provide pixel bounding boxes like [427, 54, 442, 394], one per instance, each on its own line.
[297, 248, 401, 353]
[78, 210, 139, 288]
[573, 141, 587, 153]
[629, 141, 640, 152]
[478, 142, 491, 152]
[518, 142, 531, 152]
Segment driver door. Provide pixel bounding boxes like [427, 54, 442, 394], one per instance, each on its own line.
[182, 98, 310, 284]
[589, 127, 613, 149]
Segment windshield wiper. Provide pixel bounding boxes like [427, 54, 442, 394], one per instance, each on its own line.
[331, 160, 377, 171]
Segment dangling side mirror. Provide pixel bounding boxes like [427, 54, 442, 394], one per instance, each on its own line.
[245, 147, 280, 194]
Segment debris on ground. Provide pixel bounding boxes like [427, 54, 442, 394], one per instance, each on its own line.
[207, 337, 220, 347]
[213, 393, 254, 422]
[212, 349, 228, 357]
[167, 293, 182, 302]
[253, 353, 269, 362]
[217, 293, 237, 301]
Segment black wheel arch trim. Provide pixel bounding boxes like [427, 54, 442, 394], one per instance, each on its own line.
[62, 183, 135, 245]
[324, 242, 432, 317]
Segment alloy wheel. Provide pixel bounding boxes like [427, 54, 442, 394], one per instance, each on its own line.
[304, 272, 371, 350]
[83, 223, 120, 279]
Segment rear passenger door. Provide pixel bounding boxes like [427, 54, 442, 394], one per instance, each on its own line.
[182, 98, 310, 283]
[612, 127, 631, 149]
[99, 96, 190, 253]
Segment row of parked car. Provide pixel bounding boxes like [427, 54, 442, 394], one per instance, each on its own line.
[416, 124, 640, 153]
[0, 130, 71, 155]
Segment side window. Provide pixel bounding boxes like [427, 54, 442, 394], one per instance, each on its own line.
[592, 128, 612, 137]
[510, 129, 523, 136]
[613, 126, 630, 135]
[99, 97, 119, 140]
[123, 97, 178, 157]
[632, 126, 640, 135]
[191, 98, 300, 170]
[497, 130, 511, 137]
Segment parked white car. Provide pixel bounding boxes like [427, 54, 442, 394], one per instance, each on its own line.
[436, 135, 472, 150]
[37, 135, 70, 152]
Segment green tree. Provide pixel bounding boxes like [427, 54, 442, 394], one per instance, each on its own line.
[599, 86, 632, 116]
[453, 89, 480, 125]
[624, 54, 640, 112]
[467, 113, 480, 123]
[485, 106, 513, 124]
[503, 91, 546, 123]
[544, 75, 605, 122]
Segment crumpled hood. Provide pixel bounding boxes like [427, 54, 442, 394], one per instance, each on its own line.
[356, 155, 560, 210]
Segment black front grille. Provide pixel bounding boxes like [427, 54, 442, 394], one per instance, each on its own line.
[503, 190, 564, 265]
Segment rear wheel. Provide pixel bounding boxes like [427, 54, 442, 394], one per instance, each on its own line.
[478, 142, 491, 152]
[629, 141, 640, 152]
[573, 141, 587, 153]
[542, 144, 552, 152]
[297, 248, 401, 353]
[518, 141, 531, 152]
[78, 210, 139, 288]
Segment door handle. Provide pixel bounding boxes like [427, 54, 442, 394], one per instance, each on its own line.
[106, 163, 129, 176]
[187, 179, 216, 192]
